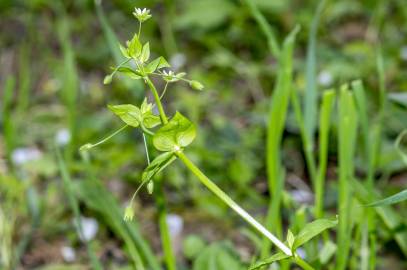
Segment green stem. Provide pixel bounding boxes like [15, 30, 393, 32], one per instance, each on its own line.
[175, 151, 292, 256]
[295, 256, 315, 270]
[145, 77, 168, 124]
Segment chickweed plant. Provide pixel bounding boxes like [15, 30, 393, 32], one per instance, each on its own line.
[81, 7, 337, 270]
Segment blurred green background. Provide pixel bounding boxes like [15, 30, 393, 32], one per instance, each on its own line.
[0, 0, 406, 269]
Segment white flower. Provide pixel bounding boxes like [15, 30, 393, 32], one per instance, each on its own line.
[11, 147, 42, 166]
[55, 128, 71, 146]
[400, 46, 407, 61]
[166, 214, 183, 239]
[133, 7, 152, 22]
[74, 216, 99, 242]
[61, 246, 76, 262]
[162, 70, 186, 83]
[318, 70, 333, 87]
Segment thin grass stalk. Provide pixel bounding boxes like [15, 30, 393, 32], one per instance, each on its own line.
[304, 0, 327, 144]
[242, 0, 280, 58]
[261, 26, 300, 258]
[55, 147, 103, 270]
[315, 90, 335, 219]
[336, 86, 358, 270]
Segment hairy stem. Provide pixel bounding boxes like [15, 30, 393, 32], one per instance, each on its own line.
[145, 76, 168, 124]
[175, 151, 292, 256]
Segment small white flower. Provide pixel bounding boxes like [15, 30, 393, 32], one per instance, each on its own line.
[55, 128, 71, 146]
[166, 214, 183, 239]
[400, 46, 407, 61]
[133, 7, 152, 22]
[61, 246, 76, 262]
[162, 70, 186, 83]
[75, 216, 99, 242]
[170, 53, 186, 71]
[318, 70, 333, 87]
[11, 147, 42, 166]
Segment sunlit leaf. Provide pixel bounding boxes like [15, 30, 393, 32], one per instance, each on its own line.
[292, 218, 338, 249]
[140, 42, 150, 63]
[249, 252, 291, 270]
[153, 112, 196, 152]
[108, 104, 141, 127]
[141, 152, 177, 183]
[366, 189, 407, 207]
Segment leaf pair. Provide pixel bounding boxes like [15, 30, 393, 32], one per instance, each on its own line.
[153, 112, 197, 152]
[249, 218, 338, 270]
[108, 98, 160, 129]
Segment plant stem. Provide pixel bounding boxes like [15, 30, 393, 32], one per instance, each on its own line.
[143, 77, 175, 269]
[295, 256, 315, 270]
[145, 76, 168, 124]
[175, 151, 292, 256]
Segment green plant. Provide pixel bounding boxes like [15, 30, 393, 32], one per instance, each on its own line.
[79, 7, 332, 269]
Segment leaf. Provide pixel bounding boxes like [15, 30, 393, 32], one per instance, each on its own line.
[119, 43, 130, 59]
[140, 42, 150, 63]
[249, 252, 291, 270]
[117, 67, 142, 80]
[192, 242, 243, 270]
[145, 57, 170, 74]
[292, 218, 338, 250]
[153, 112, 196, 152]
[143, 114, 161, 128]
[108, 104, 141, 127]
[388, 92, 407, 109]
[141, 152, 177, 183]
[366, 189, 407, 207]
[127, 33, 142, 58]
[287, 230, 295, 249]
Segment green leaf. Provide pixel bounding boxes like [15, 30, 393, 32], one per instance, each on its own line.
[145, 57, 170, 74]
[249, 252, 291, 270]
[292, 218, 338, 250]
[143, 114, 161, 128]
[140, 42, 150, 63]
[119, 43, 130, 59]
[366, 189, 407, 207]
[117, 67, 142, 80]
[141, 152, 177, 183]
[108, 104, 141, 127]
[153, 112, 196, 152]
[287, 230, 295, 249]
[127, 33, 142, 58]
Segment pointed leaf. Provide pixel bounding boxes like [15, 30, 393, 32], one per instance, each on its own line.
[142, 152, 177, 183]
[287, 230, 295, 249]
[145, 57, 170, 74]
[153, 112, 196, 152]
[117, 67, 142, 80]
[292, 218, 338, 250]
[366, 189, 407, 207]
[140, 42, 150, 63]
[108, 104, 141, 127]
[128, 33, 142, 58]
[249, 252, 291, 270]
[119, 43, 130, 59]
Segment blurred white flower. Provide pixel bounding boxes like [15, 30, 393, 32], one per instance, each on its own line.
[166, 214, 183, 239]
[318, 70, 333, 87]
[75, 216, 99, 242]
[400, 46, 407, 61]
[55, 128, 71, 146]
[11, 147, 42, 166]
[170, 53, 186, 71]
[61, 246, 76, 262]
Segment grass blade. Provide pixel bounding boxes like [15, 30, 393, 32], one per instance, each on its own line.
[55, 147, 103, 270]
[262, 25, 300, 258]
[315, 89, 335, 219]
[304, 0, 327, 145]
[366, 189, 407, 207]
[242, 0, 280, 58]
[336, 85, 358, 270]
